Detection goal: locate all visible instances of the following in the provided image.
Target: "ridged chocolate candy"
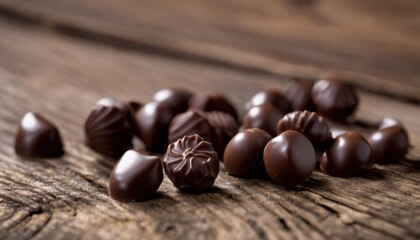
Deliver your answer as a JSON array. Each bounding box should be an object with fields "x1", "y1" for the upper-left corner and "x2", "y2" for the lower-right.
[
  {"x1": 153, "y1": 88, "x2": 193, "y2": 114},
  {"x1": 168, "y1": 110, "x2": 214, "y2": 145},
  {"x1": 245, "y1": 89, "x2": 291, "y2": 113},
  {"x1": 85, "y1": 105, "x2": 133, "y2": 157},
  {"x1": 163, "y1": 134, "x2": 219, "y2": 191},
  {"x1": 189, "y1": 93, "x2": 238, "y2": 120},
  {"x1": 242, "y1": 104, "x2": 284, "y2": 136},
  {"x1": 285, "y1": 80, "x2": 315, "y2": 111},
  {"x1": 205, "y1": 111, "x2": 239, "y2": 158},
  {"x1": 15, "y1": 112, "x2": 64, "y2": 158},
  {"x1": 96, "y1": 98, "x2": 131, "y2": 121}
]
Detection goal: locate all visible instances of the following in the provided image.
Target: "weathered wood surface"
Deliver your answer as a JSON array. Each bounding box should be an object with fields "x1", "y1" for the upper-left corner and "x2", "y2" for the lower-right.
[{"x1": 0, "y1": 2, "x2": 419, "y2": 240}]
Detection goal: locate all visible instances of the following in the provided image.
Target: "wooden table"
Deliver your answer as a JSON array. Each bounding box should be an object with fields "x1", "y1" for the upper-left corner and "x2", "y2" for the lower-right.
[{"x1": 0, "y1": 1, "x2": 419, "y2": 239}]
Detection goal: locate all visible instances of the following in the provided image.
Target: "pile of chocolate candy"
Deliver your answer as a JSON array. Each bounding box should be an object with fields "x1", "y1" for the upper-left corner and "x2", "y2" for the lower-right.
[{"x1": 14, "y1": 79, "x2": 410, "y2": 202}]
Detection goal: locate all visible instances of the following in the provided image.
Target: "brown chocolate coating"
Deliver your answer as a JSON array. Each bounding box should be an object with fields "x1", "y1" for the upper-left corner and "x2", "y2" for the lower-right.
[
  {"x1": 168, "y1": 110, "x2": 214, "y2": 145},
  {"x1": 14, "y1": 112, "x2": 64, "y2": 158},
  {"x1": 311, "y1": 79, "x2": 359, "y2": 121},
  {"x1": 224, "y1": 128, "x2": 272, "y2": 177},
  {"x1": 321, "y1": 131, "x2": 374, "y2": 177},
  {"x1": 134, "y1": 101, "x2": 175, "y2": 152},
  {"x1": 367, "y1": 125, "x2": 409, "y2": 164},
  {"x1": 85, "y1": 105, "x2": 133, "y2": 157},
  {"x1": 242, "y1": 104, "x2": 284, "y2": 136},
  {"x1": 127, "y1": 101, "x2": 143, "y2": 114},
  {"x1": 264, "y1": 130, "x2": 316, "y2": 186},
  {"x1": 109, "y1": 150, "x2": 163, "y2": 201},
  {"x1": 245, "y1": 89, "x2": 291, "y2": 113},
  {"x1": 189, "y1": 93, "x2": 238, "y2": 120},
  {"x1": 163, "y1": 134, "x2": 219, "y2": 191},
  {"x1": 277, "y1": 110, "x2": 332, "y2": 153},
  {"x1": 285, "y1": 80, "x2": 316, "y2": 111},
  {"x1": 205, "y1": 111, "x2": 239, "y2": 159},
  {"x1": 153, "y1": 88, "x2": 193, "y2": 114},
  {"x1": 96, "y1": 98, "x2": 131, "y2": 121}
]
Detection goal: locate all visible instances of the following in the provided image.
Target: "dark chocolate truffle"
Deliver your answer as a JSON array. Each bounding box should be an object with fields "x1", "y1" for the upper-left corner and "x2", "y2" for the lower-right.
[
  {"x1": 189, "y1": 93, "x2": 238, "y2": 120},
  {"x1": 320, "y1": 131, "x2": 373, "y2": 177},
  {"x1": 367, "y1": 125, "x2": 409, "y2": 164},
  {"x1": 224, "y1": 128, "x2": 272, "y2": 177},
  {"x1": 109, "y1": 150, "x2": 163, "y2": 201},
  {"x1": 311, "y1": 79, "x2": 358, "y2": 121},
  {"x1": 134, "y1": 101, "x2": 175, "y2": 152},
  {"x1": 163, "y1": 134, "x2": 219, "y2": 191},
  {"x1": 277, "y1": 110, "x2": 332, "y2": 153},
  {"x1": 245, "y1": 89, "x2": 291, "y2": 113},
  {"x1": 205, "y1": 111, "x2": 239, "y2": 158},
  {"x1": 14, "y1": 112, "x2": 64, "y2": 158},
  {"x1": 264, "y1": 130, "x2": 316, "y2": 186},
  {"x1": 285, "y1": 80, "x2": 315, "y2": 111},
  {"x1": 85, "y1": 105, "x2": 133, "y2": 157},
  {"x1": 242, "y1": 104, "x2": 284, "y2": 136},
  {"x1": 168, "y1": 110, "x2": 214, "y2": 145},
  {"x1": 153, "y1": 88, "x2": 193, "y2": 114},
  {"x1": 96, "y1": 98, "x2": 131, "y2": 120}
]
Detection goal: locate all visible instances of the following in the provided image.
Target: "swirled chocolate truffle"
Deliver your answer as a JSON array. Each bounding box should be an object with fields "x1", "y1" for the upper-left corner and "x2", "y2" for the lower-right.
[
  {"x1": 153, "y1": 88, "x2": 193, "y2": 114},
  {"x1": 321, "y1": 131, "x2": 373, "y2": 177},
  {"x1": 311, "y1": 79, "x2": 358, "y2": 121},
  {"x1": 277, "y1": 110, "x2": 332, "y2": 153},
  {"x1": 163, "y1": 134, "x2": 219, "y2": 191},
  {"x1": 245, "y1": 89, "x2": 291, "y2": 113},
  {"x1": 15, "y1": 112, "x2": 64, "y2": 158},
  {"x1": 168, "y1": 110, "x2": 214, "y2": 145},
  {"x1": 189, "y1": 93, "x2": 238, "y2": 120},
  {"x1": 285, "y1": 80, "x2": 315, "y2": 111},
  {"x1": 96, "y1": 98, "x2": 138, "y2": 128},
  {"x1": 242, "y1": 104, "x2": 284, "y2": 136},
  {"x1": 109, "y1": 150, "x2": 163, "y2": 201},
  {"x1": 367, "y1": 125, "x2": 409, "y2": 164},
  {"x1": 134, "y1": 101, "x2": 175, "y2": 152},
  {"x1": 85, "y1": 105, "x2": 133, "y2": 157},
  {"x1": 205, "y1": 111, "x2": 238, "y2": 158}
]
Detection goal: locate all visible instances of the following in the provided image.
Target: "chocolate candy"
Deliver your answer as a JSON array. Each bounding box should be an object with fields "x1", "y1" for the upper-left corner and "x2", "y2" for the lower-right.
[
  {"x1": 379, "y1": 117, "x2": 401, "y2": 129},
  {"x1": 109, "y1": 150, "x2": 163, "y2": 201},
  {"x1": 242, "y1": 104, "x2": 284, "y2": 136},
  {"x1": 367, "y1": 125, "x2": 409, "y2": 164},
  {"x1": 153, "y1": 88, "x2": 193, "y2": 114},
  {"x1": 85, "y1": 105, "x2": 133, "y2": 157},
  {"x1": 189, "y1": 93, "x2": 238, "y2": 120},
  {"x1": 163, "y1": 134, "x2": 219, "y2": 191},
  {"x1": 168, "y1": 110, "x2": 214, "y2": 145},
  {"x1": 245, "y1": 89, "x2": 291, "y2": 113},
  {"x1": 285, "y1": 80, "x2": 315, "y2": 111},
  {"x1": 311, "y1": 79, "x2": 358, "y2": 121},
  {"x1": 321, "y1": 131, "x2": 374, "y2": 177},
  {"x1": 277, "y1": 110, "x2": 332, "y2": 153},
  {"x1": 96, "y1": 98, "x2": 131, "y2": 120},
  {"x1": 15, "y1": 112, "x2": 64, "y2": 158},
  {"x1": 224, "y1": 128, "x2": 272, "y2": 177},
  {"x1": 264, "y1": 130, "x2": 316, "y2": 186},
  {"x1": 127, "y1": 101, "x2": 143, "y2": 114},
  {"x1": 205, "y1": 111, "x2": 238, "y2": 158},
  {"x1": 134, "y1": 101, "x2": 175, "y2": 152}
]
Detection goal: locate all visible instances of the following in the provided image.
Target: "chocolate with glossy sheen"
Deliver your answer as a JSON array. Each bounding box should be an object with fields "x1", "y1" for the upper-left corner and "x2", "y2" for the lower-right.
[
  {"x1": 153, "y1": 88, "x2": 193, "y2": 114},
  {"x1": 168, "y1": 110, "x2": 214, "y2": 145},
  {"x1": 379, "y1": 117, "x2": 401, "y2": 129},
  {"x1": 245, "y1": 89, "x2": 291, "y2": 113},
  {"x1": 96, "y1": 98, "x2": 131, "y2": 120},
  {"x1": 163, "y1": 134, "x2": 219, "y2": 191},
  {"x1": 367, "y1": 125, "x2": 409, "y2": 164},
  {"x1": 109, "y1": 150, "x2": 163, "y2": 201},
  {"x1": 189, "y1": 93, "x2": 238, "y2": 120},
  {"x1": 242, "y1": 104, "x2": 284, "y2": 136},
  {"x1": 15, "y1": 112, "x2": 64, "y2": 158},
  {"x1": 277, "y1": 110, "x2": 332, "y2": 152},
  {"x1": 205, "y1": 111, "x2": 239, "y2": 158},
  {"x1": 224, "y1": 128, "x2": 272, "y2": 177},
  {"x1": 135, "y1": 101, "x2": 175, "y2": 152},
  {"x1": 264, "y1": 130, "x2": 316, "y2": 186},
  {"x1": 285, "y1": 80, "x2": 316, "y2": 111},
  {"x1": 321, "y1": 131, "x2": 374, "y2": 177},
  {"x1": 85, "y1": 105, "x2": 133, "y2": 157},
  {"x1": 311, "y1": 79, "x2": 358, "y2": 121}
]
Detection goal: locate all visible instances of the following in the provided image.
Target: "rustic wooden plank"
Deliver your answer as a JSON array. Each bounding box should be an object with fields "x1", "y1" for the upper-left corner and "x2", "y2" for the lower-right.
[
  {"x1": 0, "y1": 0, "x2": 419, "y2": 104},
  {"x1": 0, "y1": 18, "x2": 419, "y2": 240}
]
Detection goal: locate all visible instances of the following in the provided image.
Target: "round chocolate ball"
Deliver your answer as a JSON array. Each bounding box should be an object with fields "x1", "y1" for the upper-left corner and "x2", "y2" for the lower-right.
[
  {"x1": 242, "y1": 104, "x2": 284, "y2": 136},
  {"x1": 311, "y1": 79, "x2": 358, "y2": 121},
  {"x1": 153, "y1": 88, "x2": 193, "y2": 114},
  {"x1": 264, "y1": 130, "x2": 316, "y2": 186},
  {"x1": 224, "y1": 128, "x2": 272, "y2": 177},
  {"x1": 245, "y1": 89, "x2": 291, "y2": 113},
  {"x1": 320, "y1": 131, "x2": 374, "y2": 177},
  {"x1": 367, "y1": 125, "x2": 409, "y2": 164},
  {"x1": 189, "y1": 93, "x2": 238, "y2": 120},
  {"x1": 285, "y1": 80, "x2": 315, "y2": 111}
]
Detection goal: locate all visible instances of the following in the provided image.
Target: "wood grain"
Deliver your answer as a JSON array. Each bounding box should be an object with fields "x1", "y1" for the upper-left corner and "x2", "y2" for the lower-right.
[{"x1": 0, "y1": 17, "x2": 419, "y2": 239}]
